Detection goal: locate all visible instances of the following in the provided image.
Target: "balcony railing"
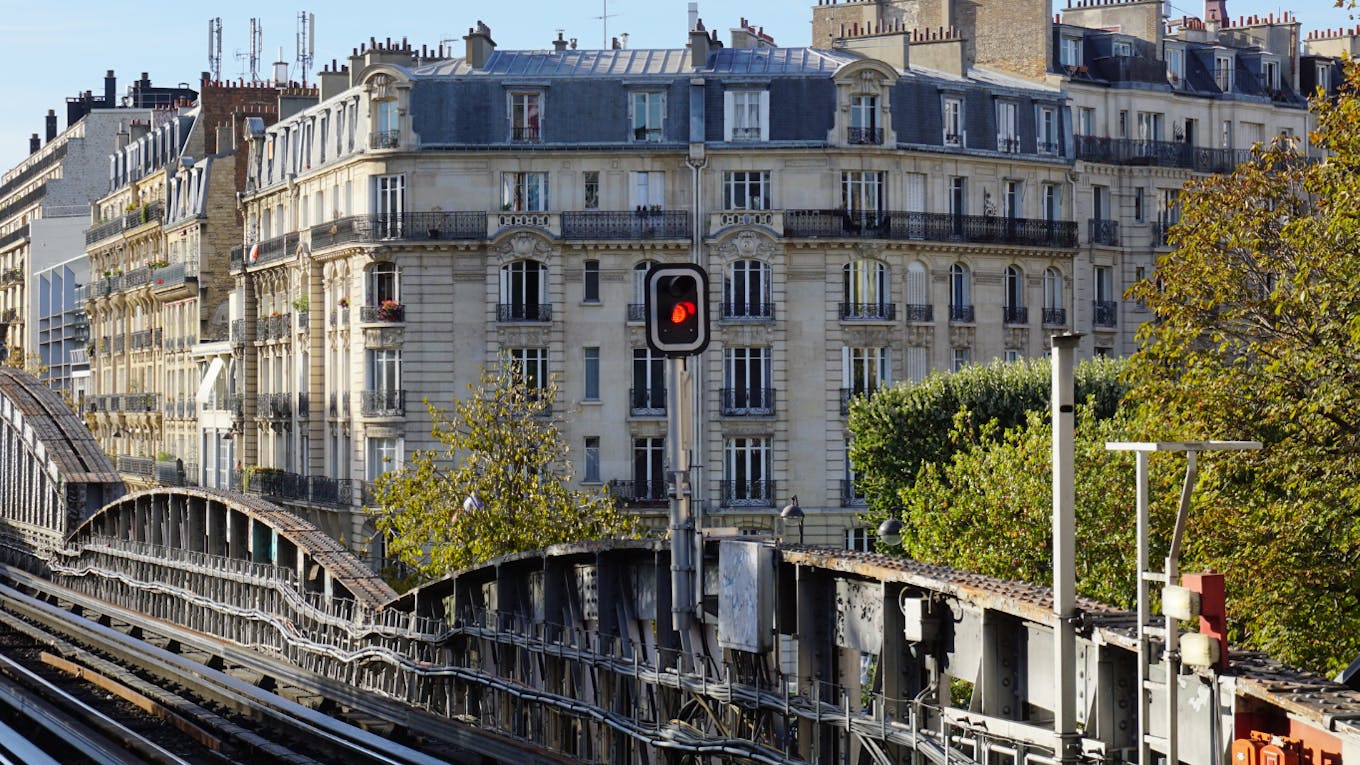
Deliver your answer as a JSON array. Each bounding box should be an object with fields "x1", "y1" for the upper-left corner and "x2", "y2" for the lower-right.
[
  {"x1": 256, "y1": 392, "x2": 292, "y2": 419},
  {"x1": 242, "y1": 231, "x2": 299, "y2": 268},
  {"x1": 369, "y1": 130, "x2": 400, "y2": 149},
  {"x1": 840, "y1": 479, "x2": 868, "y2": 507},
  {"x1": 511, "y1": 125, "x2": 541, "y2": 142},
  {"x1": 1088, "y1": 218, "x2": 1120, "y2": 246},
  {"x1": 903, "y1": 304, "x2": 933, "y2": 323},
  {"x1": 720, "y1": 480, "x2": 775, "y2": 507},
  {"x1": 1074, "y1": 136, "x2": 1255, "y2": 174},
  {"x1": 839, "y1": 302, "x2": 896, "y2": 321},
  {"x1": 1093, "y1": 300, "x2": 1118, "y2": 328},
  {"x1": 328, "y1": 391, "x2": 351, "y2": 419},
  {"x1": 359, "y1": 303, "x2": 405, "y2": 323},
  {"x1": 1003, "y1": 305, "x2": 1029, "y2": 325},
  {"x1": 608, "y1": 479, "x2": 669, "y2": 507},
  {"x1": 629, "y1": 387, "x2": 666, "y2": 416},
  {"x1": 949, "y1": 304, "x2": 975, "y2": 323},
  {"x1": 309, "y1": 212, "x2": 486, "y2": 249},
  {"x1": 230, "y1": 469, "x2": 370, "y2": 508},
  {"x1": 721, "y1": 302, "x2": 774, "y2": 320},
  {"x1": 1152, "y1": 221, "x2": 1175, "y2": 247},
  {"x1": 840, "y1": 387, "x2": 874, "y2": 416},
  {"x1": 784, "y1": 209, "x2": 1077, "y2": 248},
  {"x1": 497, "y1": 303, "x2": 551, "y2": 322},
  {"x1": 561, "y1": 210, "x2": 690, "y2": 240},
  {"x1": 719, "y1": 388, "x2": 775, "y2": 416},
  {"x1": 84, "y1": 201, "x2": 163, "y2": 246},
  {"x1": 117, "y1": 455, "x2": 155, "y2": 477},
  {"x1": 361, "y1": 389, "x2": 405, "y2": 416},
  {"x1": 730, "y1": 126, "x2": 762, "y2": 141},
  {"x1": 1043, "y1": 307, "x2": 1068, "y2": 326},
  {"x1": 848, "y1": 126, "x2": 884, "y2": 145}
]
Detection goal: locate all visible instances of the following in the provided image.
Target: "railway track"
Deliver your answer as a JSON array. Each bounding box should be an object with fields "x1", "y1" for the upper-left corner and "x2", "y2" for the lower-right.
[{"x1": 0, "y1": 571, "x2": 481, "y2": 764}]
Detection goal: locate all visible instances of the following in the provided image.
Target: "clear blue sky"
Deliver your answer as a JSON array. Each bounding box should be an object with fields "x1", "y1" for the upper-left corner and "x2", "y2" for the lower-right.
[{"x1": 0, "y1": 0, "x2": 1352, "y2": 174}]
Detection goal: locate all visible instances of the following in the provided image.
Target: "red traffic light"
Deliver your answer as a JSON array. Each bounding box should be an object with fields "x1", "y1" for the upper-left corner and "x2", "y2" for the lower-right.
[
  {"x1": 670, "y1": 301, "x2": 696, "y2": 325},
  {"x1": 645, "y1": 264, "x2": 710, "y2": 356}
]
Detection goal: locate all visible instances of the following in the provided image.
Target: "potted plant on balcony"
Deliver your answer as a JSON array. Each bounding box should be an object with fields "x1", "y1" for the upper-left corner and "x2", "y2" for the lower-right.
[
  {"x1": 376, "y1": 299, "x2": 402, "y2": 321},
  {"x1": 292, "y1": 295, "x2": 309, "y2": 312}
]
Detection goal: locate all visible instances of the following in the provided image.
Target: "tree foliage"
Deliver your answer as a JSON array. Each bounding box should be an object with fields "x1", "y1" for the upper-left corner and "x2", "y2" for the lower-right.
[
  {"x1": 369, "y1": 363, "x2": 638, "y2": 580},
  {"x1": 848, "y1": 356, "x2": 1127, "y2": 516}
]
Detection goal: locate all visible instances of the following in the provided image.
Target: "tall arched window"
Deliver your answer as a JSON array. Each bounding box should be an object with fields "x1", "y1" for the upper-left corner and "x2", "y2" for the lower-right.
[
  {"x1": 499, "y1": 260, "x2": 549, "y2": 321},
  {"x1": 905, "y1": 261, "x2": 930, "y2": 321},
  {"x1": 1004, "y1": 265, "x2": 1027, "y2": 324},
  {"x1": 724, "y1": 260, "x2": 772, "y2": 319},
  {"x1": 1043, "y1": 267, "x2": 1065, "y2": 325},
  {"x1": 842, "y1": 260, "x2": 892, "y2": 320},
  {"x1": 949, "y1": 263, "x2": 973, "y2": 322}
]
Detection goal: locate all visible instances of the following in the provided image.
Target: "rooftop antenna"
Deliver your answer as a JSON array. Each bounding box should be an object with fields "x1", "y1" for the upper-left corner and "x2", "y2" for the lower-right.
[
  {"x1": 594, "y1": 0, "x2": 617, "y2": 48},
  {"x1": 248, "y1": 17, "x2": 262, "y2": 83},
  {"x1": 208, "y1": 17, "x2": 223, "y2": 81},
  {"x1": 296, "y1": 11, "x2": 316, "y2": 86}
]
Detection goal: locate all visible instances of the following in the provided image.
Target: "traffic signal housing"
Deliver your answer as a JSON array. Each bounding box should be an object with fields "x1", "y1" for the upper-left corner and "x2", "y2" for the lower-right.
[{"x1": 645, "y1": 264, "x2": 709, "y2": 356}]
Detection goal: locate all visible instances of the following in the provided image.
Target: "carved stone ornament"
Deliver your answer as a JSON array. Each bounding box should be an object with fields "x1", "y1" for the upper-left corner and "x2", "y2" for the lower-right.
[
  {"x1": 715, "y1": 230, "x2": 778, "y2": 261},
  {"x1": 949, "y1": 326, "x2": 975, "y2": 348},
  {"x1": 499, "y1": 232, "x2": 554, "y2": 262},
  {"x1": 1005, "y1": 327, "x2": 1028, "y2": 350},
  {"x1": 906, "y1": 324, "x2": 933, "y2": 347}
]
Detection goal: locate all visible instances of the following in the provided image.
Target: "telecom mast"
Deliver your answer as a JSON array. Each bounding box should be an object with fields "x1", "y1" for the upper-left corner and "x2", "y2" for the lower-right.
[
  {"x1": 296, "y1": 11, "x2": 316, "y2": 86},
  {"x1": 208, "y1": 18, "x2": 223, "y2": 81},
  {"x1": 248, "y1": 18, "x2": 262, "y2": 83}
]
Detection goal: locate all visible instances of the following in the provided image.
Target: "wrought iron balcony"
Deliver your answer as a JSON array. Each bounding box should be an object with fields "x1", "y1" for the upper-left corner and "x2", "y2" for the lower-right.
[
  {"x1": 309, "y1": 212, "x2": 486, "y2": 249},
  {"x1": 629, "y1": 387, "x2": 666, "y2": 416},
  {"x1": 1074, "y1": 136, "x2": 1255, "y2": 174},
  {"x1": 1093, "y1": 301, "x2": 1118, "y2": 328},
  {"x1": 784, "y1": 209, "x2": 1078, "y2": 248},
  {"x1": 949, "y1": 304, "x2": 975, "y2": 323},
  {"x1": 256, "y1": 392, "x2": 292, "y2": 419},
  {"x1": 359, "y1": 303, "x2": 405, "y2": 323},
  {"x1": 361, "y1": 389, "x2": 406, "y2": 416},
  {"x1": 511, "y1": 125, "x2": 541, "y2": 142},
  {"x1": 1088, "y1": 219, "x2": 1120, "y2": 246},
  {"x1": 633, "y1": 126, "x2": 663, "y2": 142},
  {"x1": 229, "y1": 469, "x2": 369, "y2": 508},
  {"x1": 839, "y1": 302, "x2": 896, "y2": 321},
  {"x1": 730, "y1": 126, "x2": 762, "y2": 141},
  {"x1": 1004, "y1": 306, "x2": 1029, "y2": 325},
  {"x1": 903, "y1": 304, "x2": 933, "y2": 323},
  {"x1": 720, "y1": 480, "x2": 775, "y2": 507},
  {"x1": 497, "y1": 303, "x2": 551, "y2": 322},
  {"x1": 721, "y1": 302, "x2": 774, "y2": 320},
  {"x1": 848, "y1": 127, "x2": 884, "y2": 145},
  {"x1": 840, "y1": 479, "x2": 868, "y2": 507},
  {"x1": 242, "y1": 231, "x2": 299, "y2": 268},
  {"x1": 1043, "y1": 307, "x2": 1068, "y2": 326},
  {"x1": 369, "y1": 130, "x2": 400, "y2": 149},
  {"x1": 608, "y1": 479, "x2": 669, "y2": 507},
  {"x1": 561, "y1": 210, "x2": 690, "y2": 240},
  {"x1": 719, "y1": 388, "x2": 775, "y2": 416}
]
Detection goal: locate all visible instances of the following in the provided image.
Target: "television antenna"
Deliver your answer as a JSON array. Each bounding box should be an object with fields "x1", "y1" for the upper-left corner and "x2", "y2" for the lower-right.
[{"x1": 594, "y1": 0, "x2": 618, "y2": 48}]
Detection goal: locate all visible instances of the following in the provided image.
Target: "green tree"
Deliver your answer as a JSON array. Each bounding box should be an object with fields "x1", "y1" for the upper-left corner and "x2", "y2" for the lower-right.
[
  {"x1": 848, "y1": 356, "x2": 1127, "y2": 516},
  {"x1": 369, "y1": 362, "x2": 638, "y2": 579}
]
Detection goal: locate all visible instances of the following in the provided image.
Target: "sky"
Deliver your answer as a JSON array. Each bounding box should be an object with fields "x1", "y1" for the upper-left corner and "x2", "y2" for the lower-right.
[{"x1": 0, "y1": 0, "x2": 1353, "y2": 173}]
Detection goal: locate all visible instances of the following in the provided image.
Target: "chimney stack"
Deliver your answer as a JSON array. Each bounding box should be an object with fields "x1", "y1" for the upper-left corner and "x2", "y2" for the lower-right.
[
  {"x1": 1205, "y1": 0, "x2": 1228, "y2": 23},
  {"x1": 553, "y1": 31, "x2": 569, "y2": 52},
  {"x1": 464, "y1": 21, "x2": 496, "y2": 69},
  {"x1": 29, "y1": 134, "x2": 40, "y2": 155},
  {"x1": 690, "y1": 19, "x2": 710, "y2": 68},
  {"x1": 104, "y1": 70, "x2": 116, "y2": 107},
  {"x1": 45, "y1": 110, "x2": 58, "y2": 142}
]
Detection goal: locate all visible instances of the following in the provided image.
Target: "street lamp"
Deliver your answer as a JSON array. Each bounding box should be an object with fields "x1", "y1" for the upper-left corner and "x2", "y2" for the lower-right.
[
  {"x1": 877, "y1": 516, "x2": 904, "y2": 547},
  {"x1": 780, "y1": 495, "x2": 804, "y2": 545}
]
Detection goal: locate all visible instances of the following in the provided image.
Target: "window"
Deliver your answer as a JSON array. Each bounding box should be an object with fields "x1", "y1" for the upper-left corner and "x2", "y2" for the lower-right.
[
  {"x1": 633, "y1": 437, "x2": 666, "y2": 500},
  {"x1": 1167, "y1": 47, "x2": 1185, "y2": 85},
  {"x1": 631, "y1": 91, "x2": 664, "y2": 142},
  {"x1": 724, "y1": 259, "x2": 771, "y2": 318},
  {"x1": 584, "y1": 437, "x2": 601, "y2": 483},
  {"x1": 949, "y1": 177, "x2": 967, "y2": 217},
  {"x1": 583, "y1": 260, "x2": 600, "y2": 303},
  {"x1": 1317, "y1": 63, "x2": 1332, "y2": 93},
  {"x1": 996, "y1": 100, "x2": 1019, "y2": 153},
  {"x1": 905, "y1": 261, "x2": 928, "y2": 314},
  {"x1": 1092, "y1": 186, "x2": 1108, "y2": 222},
  {"x1": 632, "y1": 348, "x2": 666, "y2": 414},
  {"x1": 1061, "y1": 36, "x2": 1082, "y2": 67},
  {"x1": 1162, "y1": 189, "x2": 1181, "y2": 227},
  {"x1": 1043, "y1": 184, "x2": 1062, "y2": 222},
  {"x1": 723, "y1": 171, "x2": 770, "y2": 210},
  {"x1": 1113, "y1": 40, "x2": 1133, "y2": 57},
  {"x1": 630, "y1": 171, "x2": 664, "y2": 210},
  {"x1": 843, "y1": 259, "x2": 890, "y2": 319},
  {"x1": 510, "y1": 91, "x2": 541, "y2": 141},
  {"x1": 374, "y1": 174, "x2": 405, "y2": 238},
  {"x1": 843, "y1": 346, "x2": 889, "y2": 398},
  {"x1": 1004, "y1": 180, "x2": 1023, "y2": 219},
  {"x1": 583, "y1": 347, "x2": 600, "y2": 401},
  {"x1": 1118, "y1": 110, "x2": 1129, "y2": 139},
  {"x1": 1076, "y1": 107, "x2": 1094, "y2": 137},
  {"x1": 722, "y1": 347, "x2": 772, "y2": 415},
  {"x1": 1215, "y1": 56, "x2": 1233, "y2": 92},
  {"x1": 1221, "y1": 120, "x2": 1232, "y2": 149},
  {"x1": 499, "y1": 260, "x2": 549, "y2": 321},
  {"x1": 583, "y1": 171, "x2": 600, "y2": 209},
  {"x1": 366, "y1": 262, "x2": 399, "y2": 310},
  {"x1": 1244, "y1": 121, "x2": 1264, "y2": 148},
  {"x1": 1005, "y1": 265, "x2": 1026, "y2": 324},
  {"x1": 1093, "y1": 266, "x2": 1116, "y2": 328},
  {"x1": 368, "y1": 348, "x2": 401, "y2": 396},
  {"x1": 943, "y1": 96, "x2": 964, "y2": 146},
  {"x1": 367, "y1": 437, "x2": 400, "y2": 480},
  {"x1": 1262, "y1": 60, "x2": 1280, "y2": 92},
  {"x1": 846, "y1": 527, "x2": 875, "y2": 551},
  {"x1": 503, "y1": 172, "x2": 548, "y2": 212},
  {"x1": 906, "y1": 347, "x2": 928, "y2": 383},
  {"x1": 1043, "y1": 267, "x2": 1065, "y2": 324},
  {"x1": 949, "y1": 263, "x2": 972, "y2": 322},
  {"x1": 1136, "y1": 112, "x2": 1164, "y2": 142},
  {"x1": 842, "y1": 171, "x2": 886, "y2": 228},
  {"x1": 1134, "y1": 187, "x2": 1146, "y2": 223},
  {"x1": 951, "y1": 347, "x2": 971, "y2": 372},
  {"x1": 374, "y1": 99, "x2": 398, "y2": 147},
  {"x1": 509, "y1": 348, "x2": 548, "y2": 390},
  {"x1": 630, "y1": 261, "x2": 654, "y2": 318},
  {"x1": 723, "y1": 437, "x2": 772, "y2": 505},
  {"x1": 849, "y1": 95, "x2": 881, "y2": 144},
  {"x1": 1038, "y1": 107, "x2": 1059, "y2": 154},
  {"x1": 726, "y1": 90, "x2": 768, "y2": 141}
]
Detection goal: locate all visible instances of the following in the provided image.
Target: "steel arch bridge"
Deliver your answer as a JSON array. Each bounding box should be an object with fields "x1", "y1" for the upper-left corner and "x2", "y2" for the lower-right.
[{"x1": 4, "y1": 367, "x2": 1360, "y2": 765}]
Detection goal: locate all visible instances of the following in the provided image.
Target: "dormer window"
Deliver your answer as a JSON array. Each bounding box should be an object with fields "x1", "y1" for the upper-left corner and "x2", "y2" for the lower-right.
[
  {"x1": 1262, "y1": 60, "x2": 1280, "y2": 92},
  {"x1": 943, "y1": 96, "x2": 964, "y2": 146},
  {"x1": 1113, "y1": 40, "x2": 1133, "y2": 57},
  {"x1": 631, "y1": 91, "x2": 665, "y2": 142},
  {"x1": 1061, "y1": 36, "x2": 1082, "y2": 68},
  {"x1": 725, "y1": 90, "x2": 769, "y2": 142},
  {"x1": 510, "y1": 91, "x2": 542, "y2": 143},
  {"x1": 1316, "y1": 62, "x2": 1331, "y2": 93},
  {"x1": 848, "y1": 95, "x2": 882, "y2": 145},
  {"x1": 1215, "y1": 55, "x2": 1233, "y2": 92},
  {"x1": 996, "y1": 100, "x2": 1020, "y2": 154},
  {"x1": 1166, "y1": 47, "x2": 1185, "y2": 86}
]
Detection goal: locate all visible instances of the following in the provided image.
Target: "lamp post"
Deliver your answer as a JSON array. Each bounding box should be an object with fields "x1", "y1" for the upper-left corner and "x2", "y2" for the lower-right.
[
  {"x1": 877, "y1": 516, "x2": 903, "y2": 547},
  {"x1": 780, "y1": 496, "x2": 804, "y2": 545}
]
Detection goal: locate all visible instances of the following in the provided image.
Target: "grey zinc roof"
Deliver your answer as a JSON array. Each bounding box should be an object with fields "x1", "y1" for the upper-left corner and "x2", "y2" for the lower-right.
[{"x1": 408, "y1": 46, "x2": 857, "y2": 79}]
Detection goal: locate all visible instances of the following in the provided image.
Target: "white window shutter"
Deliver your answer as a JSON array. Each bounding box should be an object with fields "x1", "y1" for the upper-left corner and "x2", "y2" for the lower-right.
[
  {"x1": 759, "y1": 90, "x2": 770, "y2": 141},
  {"x1": 723, "y1": 91, "x2": 735, "y2": 142},
  {"x1": 841, "y1": 347, "x2": 852, "y2": 387}
]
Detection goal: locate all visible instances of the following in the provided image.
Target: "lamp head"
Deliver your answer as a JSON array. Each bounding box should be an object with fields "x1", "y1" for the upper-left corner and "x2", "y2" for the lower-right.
[{"x1": 877, "y1": 517, "x2": 904, "y2": 547}]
